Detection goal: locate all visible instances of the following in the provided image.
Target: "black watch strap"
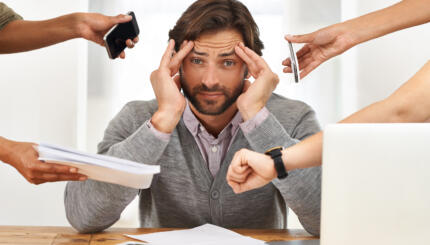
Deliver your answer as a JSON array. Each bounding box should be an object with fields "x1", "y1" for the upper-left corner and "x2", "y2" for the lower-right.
[{"x1": 265, "y1": 146, "x2": 288, "y2": 179}]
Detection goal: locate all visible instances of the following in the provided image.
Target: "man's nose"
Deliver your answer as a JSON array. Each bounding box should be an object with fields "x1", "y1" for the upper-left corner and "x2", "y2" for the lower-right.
[{"x1": 201, "y1": 64, "x2": 220, "y2": 88}]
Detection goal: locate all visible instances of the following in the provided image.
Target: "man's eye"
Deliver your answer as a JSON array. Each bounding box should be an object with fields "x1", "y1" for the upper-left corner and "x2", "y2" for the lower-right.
[
  {"x1": 224, "y1": 60, "x2": 235, "y2": 67},
  {"x1": 191, "y1": 58, "x2": 203, "y2": 64}
]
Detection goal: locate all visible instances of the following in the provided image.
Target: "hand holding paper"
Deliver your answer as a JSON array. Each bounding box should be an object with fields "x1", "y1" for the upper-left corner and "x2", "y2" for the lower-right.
[{"x1": 37, "y1": 143, "x2": 160, "y2": 188}]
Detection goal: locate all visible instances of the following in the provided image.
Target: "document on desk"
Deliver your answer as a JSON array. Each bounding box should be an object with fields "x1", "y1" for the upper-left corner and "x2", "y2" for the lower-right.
[
  {"x1": 37, "y1": 143, "x2": 160, "y2": 189},
  {"x1": 125, "y1": 224, "x2": 265, "y2": 245}
]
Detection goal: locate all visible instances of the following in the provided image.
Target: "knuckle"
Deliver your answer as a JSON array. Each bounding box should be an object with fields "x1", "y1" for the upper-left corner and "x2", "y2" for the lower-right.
[
  {"x1": 27, "y1": 171, "x2": 36, "y2": 180},
  {"x1": 28, "y1": 176, "x2": 37, "y2": 184}
]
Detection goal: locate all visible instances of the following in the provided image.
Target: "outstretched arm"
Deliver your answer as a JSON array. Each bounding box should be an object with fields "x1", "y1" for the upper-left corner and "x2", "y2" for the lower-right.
[
  {"x1": 228, "y1": 60, "x2": 430, "y2": 193},
  {"x1": 283, "y1": 0, "x2": 430, "y2": 78},
  {"x1": 0, "y1": 12, "x2": 138, "y2": 58}
]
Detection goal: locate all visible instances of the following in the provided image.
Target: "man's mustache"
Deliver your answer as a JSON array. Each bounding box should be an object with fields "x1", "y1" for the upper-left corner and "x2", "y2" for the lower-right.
[{"x1": 193, "y1": 84, "x2": 228, "y2": 94}]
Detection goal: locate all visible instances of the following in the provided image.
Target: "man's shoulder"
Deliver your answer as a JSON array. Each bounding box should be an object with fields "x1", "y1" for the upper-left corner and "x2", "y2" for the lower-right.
[
  {"x1": 123, "y1": 99, "x2": 158, "y2": 110},
  {"x1": 267, "y1": 93, "x2": 313, "y2": 115},
  {"x1": 119, "y1": 99, "x2": 158, "y2": 121},
  {"x1": 266, "y1": 93, "x2": 320, "y2": 133}
]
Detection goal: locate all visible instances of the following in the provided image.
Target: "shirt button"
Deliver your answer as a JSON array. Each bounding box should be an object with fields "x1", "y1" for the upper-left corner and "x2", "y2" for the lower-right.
[
  {"x1": 211, "y1": 190, "x2": 220, "y2": 200},
  {"x1": 211, "y1": 146, "x2": 218, "y2": 153}
]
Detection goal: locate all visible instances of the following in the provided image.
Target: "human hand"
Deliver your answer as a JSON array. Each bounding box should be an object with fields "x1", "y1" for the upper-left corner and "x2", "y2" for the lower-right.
[
  {"x1": 227, "y1": 148, "x2": 277, "y2": 194},
  {"x1": 75, "y1": 13, "x2": 139, "y2": 59},
  {"x1": 150, "y1": 39, "x2": 194, "y2": 133},
  {"x1": 283, "y1": 23, "x2": 357, "y2": 78},
  {"x1": 235, "y1": 42, "x2": 279, "y2": 121},
  {"x1": 4, "y1": 141, "x2": 87, "y2": 185}
]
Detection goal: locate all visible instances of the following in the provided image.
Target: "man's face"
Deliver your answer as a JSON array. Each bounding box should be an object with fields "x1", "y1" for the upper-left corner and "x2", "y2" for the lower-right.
[{"x1": 181, "y1": 29, "x2": 247, "y2": 115}]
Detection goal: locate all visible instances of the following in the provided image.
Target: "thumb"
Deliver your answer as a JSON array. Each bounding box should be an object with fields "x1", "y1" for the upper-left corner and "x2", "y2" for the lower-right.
[
  {"x1": 285, "y1": 33, "x2": 314, "y2": 44},
  {"x1": 111, "y1": 14, "x2": 132, "y2": 24},
  {"x1": 173, "y1": 75, "x2": 182, "y2": 91}
]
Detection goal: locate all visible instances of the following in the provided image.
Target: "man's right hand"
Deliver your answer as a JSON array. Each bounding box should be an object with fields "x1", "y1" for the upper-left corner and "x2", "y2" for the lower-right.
[
  {"x1": 0, "y1": 138, "x2": 86, "y2": 185},
  {"x1": 150, "y1": 39, "x2": 194, "y2": 133}
]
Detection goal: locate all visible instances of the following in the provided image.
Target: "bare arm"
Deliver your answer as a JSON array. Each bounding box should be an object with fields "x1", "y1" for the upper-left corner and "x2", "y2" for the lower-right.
[
  {"x1": 284, "y1": 60, "x2": 430, "y2": 169},
  {"x1": 0, "y1": 14, "x2": 78, "y2": 54},
  {"x1": 0, "y1": 12, "x2": 138, "y2": 58},
  {"x1": 284, "y1": 0, "x2": 430, "y2": 78},
  {"x1": 345, "y1": 0, "x2": 430, "y2": 46},
  {"x1": 228, "y1": 60, "x2": 430, "y2": 193},
  {"x1": 0, "y1": 136, "x2": 86, "y2": 184}
]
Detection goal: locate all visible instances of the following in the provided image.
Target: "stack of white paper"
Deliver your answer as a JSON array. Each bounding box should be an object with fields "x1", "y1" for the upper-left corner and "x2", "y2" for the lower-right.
[
  {"x1": 125, "y1": 224, "x2": 265, "y2": 245},
  {"x1": 37, "y1": 143, "x2": 160, "y2": 189}
]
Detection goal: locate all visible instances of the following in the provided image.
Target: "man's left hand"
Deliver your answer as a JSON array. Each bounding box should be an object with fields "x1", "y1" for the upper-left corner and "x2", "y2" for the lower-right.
[{"x1": 234, "y1": 42, "x2": 279, "y2": 121}]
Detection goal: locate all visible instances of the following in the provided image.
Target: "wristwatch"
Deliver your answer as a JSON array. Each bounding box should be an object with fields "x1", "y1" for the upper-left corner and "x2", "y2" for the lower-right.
[{"x1": 265, "y1": 146, "x2": 288, "y2": 179}]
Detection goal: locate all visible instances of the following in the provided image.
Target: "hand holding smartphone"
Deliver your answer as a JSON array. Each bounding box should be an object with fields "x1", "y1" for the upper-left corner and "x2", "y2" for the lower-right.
[{"x1": 104, "y1": 11, "x2": 140, "y2": 59}]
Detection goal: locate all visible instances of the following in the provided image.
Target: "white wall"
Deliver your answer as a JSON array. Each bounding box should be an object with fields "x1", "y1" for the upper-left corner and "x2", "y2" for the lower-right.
[{"x1": 0, "y1": 0, "x2": 88, "y2": 226}]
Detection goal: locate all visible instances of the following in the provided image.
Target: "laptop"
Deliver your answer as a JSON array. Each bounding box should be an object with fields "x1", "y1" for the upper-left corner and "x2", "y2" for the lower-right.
[{"x1": 320, "y1": 124, "x2": 430, "y2": 245}]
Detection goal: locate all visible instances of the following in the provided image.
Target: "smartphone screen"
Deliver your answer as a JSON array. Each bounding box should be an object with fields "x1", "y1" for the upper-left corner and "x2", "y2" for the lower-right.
[{"x1": 104, "y1": 11, "x2": 140, "y2": 59}]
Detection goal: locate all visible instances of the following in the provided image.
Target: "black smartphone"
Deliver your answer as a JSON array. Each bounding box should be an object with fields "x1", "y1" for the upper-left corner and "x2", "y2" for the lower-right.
[{"x1": 103, "y1": 11, "x2": 140, "y2": 59}]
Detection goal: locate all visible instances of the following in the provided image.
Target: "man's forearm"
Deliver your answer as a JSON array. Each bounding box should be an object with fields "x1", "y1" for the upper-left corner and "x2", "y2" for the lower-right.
[
  {"x1": 0, "y1": 13, "x2": 80, "y2": 54},
  {"x1": 343, "y1": 0, "x2": 430, "y2": 47},
  {"x1": 65, "y1": 180, "x2": 138, "y2": 233}
]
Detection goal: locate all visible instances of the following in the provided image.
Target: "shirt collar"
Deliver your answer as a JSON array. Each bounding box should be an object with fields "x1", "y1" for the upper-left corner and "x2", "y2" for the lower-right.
[{"x1": 183, "y1": 101, "x2": 243, "y2": 138}]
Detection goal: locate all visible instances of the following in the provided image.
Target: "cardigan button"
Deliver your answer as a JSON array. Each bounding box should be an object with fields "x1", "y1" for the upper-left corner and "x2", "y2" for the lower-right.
[{"x1": 211, "y1": 190, "x2": 220, "y2": 200}]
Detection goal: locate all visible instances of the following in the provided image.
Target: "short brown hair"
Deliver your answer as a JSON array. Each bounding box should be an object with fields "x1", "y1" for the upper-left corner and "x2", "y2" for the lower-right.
[{"x1": 169, "y1": 0, "x2": 264, "y2": 56}]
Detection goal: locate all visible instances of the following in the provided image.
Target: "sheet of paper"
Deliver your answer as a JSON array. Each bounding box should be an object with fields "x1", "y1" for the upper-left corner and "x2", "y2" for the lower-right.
[
  {"x1": 36, "y1": 143, "x2": 160, "y2": 189},
  {"x1": 38, "y1": 143, "x2": 159, "y2": 174},
  {"x1": 125, "y1": 224, "x2": 265, "y2": 245}
]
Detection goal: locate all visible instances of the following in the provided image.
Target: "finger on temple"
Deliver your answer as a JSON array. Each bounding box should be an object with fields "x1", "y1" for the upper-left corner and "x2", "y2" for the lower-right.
[
  {"x1": 160, "y1": 39, "x2": 175, "y2": 67},
  {"x1": 235, "y1": 45, "x2": 258, "y2": 77},
  {"x1": 240, "y1": 43, "x2": 268, "y2": 68},
  {"x1": 169, "y1": 41, "x2": 194, "y2": 74}
]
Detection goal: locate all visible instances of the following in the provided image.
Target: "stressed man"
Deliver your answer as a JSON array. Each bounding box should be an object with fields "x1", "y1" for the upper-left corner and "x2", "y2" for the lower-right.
[{"x1": 65, "y1": 0, "x2": 321, "y2": 235}]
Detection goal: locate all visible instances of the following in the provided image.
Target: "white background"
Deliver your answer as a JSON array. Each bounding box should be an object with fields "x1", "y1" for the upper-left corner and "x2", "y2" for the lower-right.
[{"x1": 0, "y1": 0, "x2": 429, "y2": 230}]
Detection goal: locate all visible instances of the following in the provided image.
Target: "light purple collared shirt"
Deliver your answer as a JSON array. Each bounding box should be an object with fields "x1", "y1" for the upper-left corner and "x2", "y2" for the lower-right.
[{"x1": 148, "y1": 102, "x2": 269, "y2": 177}]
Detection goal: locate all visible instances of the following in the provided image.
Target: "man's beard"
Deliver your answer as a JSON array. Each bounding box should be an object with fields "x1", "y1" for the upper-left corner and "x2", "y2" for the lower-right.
[{"x1": 180, "y1": 71, "x2": 245, "y2": 116}]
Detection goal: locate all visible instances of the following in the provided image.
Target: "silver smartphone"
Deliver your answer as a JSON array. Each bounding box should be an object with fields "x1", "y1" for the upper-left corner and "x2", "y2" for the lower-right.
[{"x1": 288, "y1": 41, "x2": 300, "y2": 83}]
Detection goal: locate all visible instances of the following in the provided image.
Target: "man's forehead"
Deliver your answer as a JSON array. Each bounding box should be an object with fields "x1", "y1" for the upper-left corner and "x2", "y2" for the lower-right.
[{"x1": 193, "y1": 29, "x2": 243, "y2": 55}]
